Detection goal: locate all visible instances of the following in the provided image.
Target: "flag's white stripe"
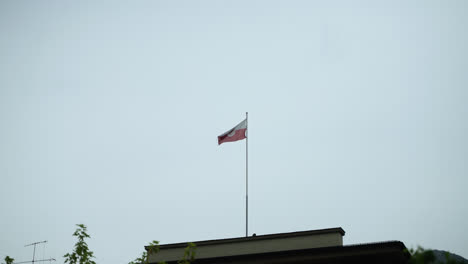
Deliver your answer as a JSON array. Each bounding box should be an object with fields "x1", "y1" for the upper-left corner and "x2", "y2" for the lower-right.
[{"x1": 218, "y1": 118, "x2": 247, "y2": 137}]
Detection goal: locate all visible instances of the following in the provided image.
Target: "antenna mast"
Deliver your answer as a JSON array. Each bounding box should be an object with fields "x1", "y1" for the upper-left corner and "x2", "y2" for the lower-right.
[{"x1": 15, "y1": 241, "x2": 56, "y2": 264}]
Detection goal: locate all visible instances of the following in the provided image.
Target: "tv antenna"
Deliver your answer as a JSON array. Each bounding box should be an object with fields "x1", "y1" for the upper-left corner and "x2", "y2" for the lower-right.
[{"x1": 14, "y1": 241, "x2": 56, "y2": 264}]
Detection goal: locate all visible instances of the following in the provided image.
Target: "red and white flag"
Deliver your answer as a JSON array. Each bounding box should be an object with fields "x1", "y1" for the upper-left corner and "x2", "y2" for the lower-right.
[{"x1": 218, "y1": 118, "x2": 247, "y2": 145}]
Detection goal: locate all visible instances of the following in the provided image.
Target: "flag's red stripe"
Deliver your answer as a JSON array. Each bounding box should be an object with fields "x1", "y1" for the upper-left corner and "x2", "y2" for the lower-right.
[{"x1": 218, "y1": 128, "x2": 247, "y2": 145}]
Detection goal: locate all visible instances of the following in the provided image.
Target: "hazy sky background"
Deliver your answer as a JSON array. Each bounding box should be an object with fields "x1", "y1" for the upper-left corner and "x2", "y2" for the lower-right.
[{"x1": 1, "y1": 1, "x2": 467, "y2": 264}]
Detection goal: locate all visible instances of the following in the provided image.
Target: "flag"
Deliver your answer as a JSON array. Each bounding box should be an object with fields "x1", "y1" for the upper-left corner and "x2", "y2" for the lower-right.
[{"x1": 218, "y1": 118, "x2": 247, "y2": 145}]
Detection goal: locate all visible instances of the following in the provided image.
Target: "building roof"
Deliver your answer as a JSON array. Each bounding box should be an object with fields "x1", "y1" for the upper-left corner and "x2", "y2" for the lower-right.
[
  {"x1": 147, "y1": 227, "x2": 345, "y2": 250},
  {"x1": 182, "y1": 241, "x2": 409, "y2": 264},
  {"x1": 146, "y1": 228, "x2": 409, "y2": 264}
]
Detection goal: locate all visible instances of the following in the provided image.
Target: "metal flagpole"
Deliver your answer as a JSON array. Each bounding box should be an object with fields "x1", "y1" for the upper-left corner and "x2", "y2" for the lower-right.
[{"x1": 245, "y1": 112, "x2": 248, "y2": 237}]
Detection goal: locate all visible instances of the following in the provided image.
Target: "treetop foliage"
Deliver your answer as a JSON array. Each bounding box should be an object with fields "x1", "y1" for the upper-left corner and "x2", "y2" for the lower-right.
[
  {"x1": 3, "y1": 256, "x2": 14, "y2": 264},
  {"x1": 409, "y1": 246, "x2": 467, "y2": 264},
  {"x1": 64, "y1": 224, "x2": 96, "y2": 264}
]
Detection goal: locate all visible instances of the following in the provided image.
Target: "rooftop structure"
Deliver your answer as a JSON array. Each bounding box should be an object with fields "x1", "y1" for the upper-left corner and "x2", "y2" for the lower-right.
[{"x1": 146, "y1": 227, "x2": 409, "y2": 264}]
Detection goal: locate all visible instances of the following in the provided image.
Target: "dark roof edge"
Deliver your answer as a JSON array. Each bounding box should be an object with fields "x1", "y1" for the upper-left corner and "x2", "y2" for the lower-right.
[
  {"x1": 145, "y1": 227, "x2": 345, "y2": 250},
  {"x1": 344, "y1": 240, "x2": 407, "y2": 249}
]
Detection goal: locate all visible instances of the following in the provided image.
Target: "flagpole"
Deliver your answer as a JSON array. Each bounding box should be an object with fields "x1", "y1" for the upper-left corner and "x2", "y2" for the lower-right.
[{"x1": 245, "y1": 111, "x2": 248, "y2": 237}]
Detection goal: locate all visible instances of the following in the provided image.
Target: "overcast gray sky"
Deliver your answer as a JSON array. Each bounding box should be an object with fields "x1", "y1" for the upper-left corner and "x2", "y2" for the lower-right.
[{"x1": 1, "y1": 1, "x2": 467, "y2": 264}]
